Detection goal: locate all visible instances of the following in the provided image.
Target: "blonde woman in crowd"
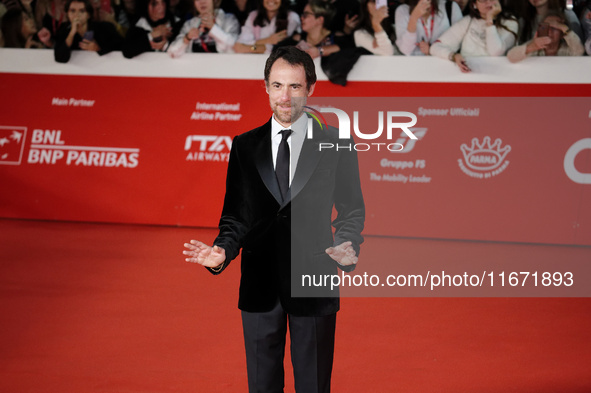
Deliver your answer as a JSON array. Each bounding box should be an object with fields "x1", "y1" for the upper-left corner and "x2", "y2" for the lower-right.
[
  {"x1": 430, "y1": 0, "x2": 518, "y2": 72},
  {"x1": 395, "y1": 0, "x2": 462, "y2": 55},
  {"x1": 285, "y1": 0, "x2": 354, "y2": 59}
]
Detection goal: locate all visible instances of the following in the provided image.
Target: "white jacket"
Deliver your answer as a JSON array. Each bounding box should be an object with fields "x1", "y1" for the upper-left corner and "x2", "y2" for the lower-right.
[
  {"x1": 430, "y1": 15, "x2": 518, "y2": 59},
  {"x1": 169, "y1": 9, "x2": 240, "y2": 57},
  {"x1": 395, "y1": 0, "x2": 463, "y2": 56},
  {"x1": 237, "y1": 10, "x2": 301, "y2": 54},
  {"x1": 354, "y1": 29, "x2": 396, "y2": 56},
  {"x1": 507, "y1": 31, "x2": 585, "y2": 62}
]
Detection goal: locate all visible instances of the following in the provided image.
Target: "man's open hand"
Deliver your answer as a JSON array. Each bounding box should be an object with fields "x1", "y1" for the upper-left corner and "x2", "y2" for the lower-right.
[
  {"x1": 183, "y1": 240, "x2": 226, "y2": 268},
  {"x1": 325, "y1": 241, "x2": 358, "y2": 266}
]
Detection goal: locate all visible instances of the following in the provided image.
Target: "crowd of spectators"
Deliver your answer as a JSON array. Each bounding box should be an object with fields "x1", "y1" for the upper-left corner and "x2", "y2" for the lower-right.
[{"x1": 1, "y1": 0, "x2": 589, "y2": 72}]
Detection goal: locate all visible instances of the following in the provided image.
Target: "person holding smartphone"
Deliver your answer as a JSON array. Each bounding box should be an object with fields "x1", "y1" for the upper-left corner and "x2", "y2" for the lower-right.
[
  {"x1": 54, "y1": 0, "x2": 123, "y2": 62},
  {"x1": 233, "y1": 0, "x2": 301, "y2": 54},
  {"x1": 122, "y1": 0, "x2": 182, "y2": 58},
  {"x1": 275, "y1": 0, "x2": 354, "y2": 59},
  {"x1": 168, "y1": 0, "x2": 239, "y2": 56},
  {"x1": 507, "y1": 11, "x2": 584, "y2": 61},
  {"x1": 354, "y1": 0, "x2": 397, "y2": 55},
  {"x1": 429, "y1": 0, "x2": 518, "y2": 72},
  {"x1": 395, "y1": 0, "x2": 463, "y2": 55},
  {"x1": 519, "y1": 0, "x2": 583, "y2": 45}
]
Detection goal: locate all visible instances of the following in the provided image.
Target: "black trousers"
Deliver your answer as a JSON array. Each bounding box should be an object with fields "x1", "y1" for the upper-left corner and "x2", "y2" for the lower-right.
[{"x1": 241, "y1": 300, "x2": 337, "y2": 393}]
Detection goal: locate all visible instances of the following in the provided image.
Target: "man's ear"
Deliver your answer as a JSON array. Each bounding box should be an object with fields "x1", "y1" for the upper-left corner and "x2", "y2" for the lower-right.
[
  {"x1": 307, "y1": 83, "x2": 316, "y2": 97},
  {"x1": 265, "y1": 82, "x2": 269, "y2": 94}
]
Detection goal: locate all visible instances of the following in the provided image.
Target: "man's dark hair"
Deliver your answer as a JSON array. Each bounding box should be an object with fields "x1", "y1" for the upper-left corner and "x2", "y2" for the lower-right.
[{"x1": 264, "y1": 46, "x2": 317, "y2": 91}]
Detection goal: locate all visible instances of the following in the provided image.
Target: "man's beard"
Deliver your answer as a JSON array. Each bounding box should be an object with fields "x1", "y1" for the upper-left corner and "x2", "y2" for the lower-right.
[{"x1": 273, "y1": 98, "x2": 305, "y2": 125}]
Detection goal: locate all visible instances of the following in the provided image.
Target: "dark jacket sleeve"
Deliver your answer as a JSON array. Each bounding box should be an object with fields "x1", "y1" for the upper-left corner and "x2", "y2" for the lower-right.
[
  {"x1": 331, "y1": 132, "x2": 365, "y2": 271},
  {"x1": 92, "y1": 22, "x2": 123, "y2": 56},
  {"x1": 54, "y1": 24, "x2": 75, "y2": 63},
  {"x1": 122, "y1": 26, "x2": 152, "y2": 58},
  {"x1": 209, "y1": 135, "x2": 251, "y2": 275},
  {"x1": 333, "y1": 33, "x2": 355, "y2": 49},
  {"x1": 94, "y1": 21, "x2": 124, "y2": 55}
]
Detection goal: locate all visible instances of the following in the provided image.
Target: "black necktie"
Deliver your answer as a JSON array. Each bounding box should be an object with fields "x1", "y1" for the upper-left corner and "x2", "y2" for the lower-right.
[{"x1": 276, "y1": 129, "x2": 292, "y2": 201}]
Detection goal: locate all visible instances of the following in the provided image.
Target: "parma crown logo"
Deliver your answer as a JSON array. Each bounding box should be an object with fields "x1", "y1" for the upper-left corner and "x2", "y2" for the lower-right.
[{"x1": 458, "y1": 136, "x2": 511, "y2": 179}]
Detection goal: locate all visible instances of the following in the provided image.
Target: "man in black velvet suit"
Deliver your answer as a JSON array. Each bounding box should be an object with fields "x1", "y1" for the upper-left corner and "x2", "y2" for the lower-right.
[{"x1": 183, "y1": 46, "x2": 365, "y2": 393}]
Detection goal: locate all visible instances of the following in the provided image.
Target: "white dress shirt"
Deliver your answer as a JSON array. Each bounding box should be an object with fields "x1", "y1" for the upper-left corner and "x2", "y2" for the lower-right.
[{"x1": 271, "y1": 113, "x2": 308, "y2": 185}]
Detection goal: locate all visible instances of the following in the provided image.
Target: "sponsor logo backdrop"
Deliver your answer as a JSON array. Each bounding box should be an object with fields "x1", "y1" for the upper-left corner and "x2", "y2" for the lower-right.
[{"x1": 1, "y1": 74, "x2": 589, "y2": 245}]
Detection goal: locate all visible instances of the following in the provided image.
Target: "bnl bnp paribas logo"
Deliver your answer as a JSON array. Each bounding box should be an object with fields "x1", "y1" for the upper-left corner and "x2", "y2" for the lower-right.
[
  {"x1": 1, "y1": 127, "x2": 140, "y2": 167},
  {"x1": 303, "y1": 106, "x2": 419, "y2": 151},
  {"x1": 0, "y1": 126, "x2": 26, "y2": 165}
]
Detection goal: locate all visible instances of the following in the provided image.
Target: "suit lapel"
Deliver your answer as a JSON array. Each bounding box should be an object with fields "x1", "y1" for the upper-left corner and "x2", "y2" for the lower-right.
[
  {"x1": 290, "y1": 120, "x2": 329, "y2": 202},
  {"x1": 254, "y1": 119, "x2": 283, "y2": 205}
]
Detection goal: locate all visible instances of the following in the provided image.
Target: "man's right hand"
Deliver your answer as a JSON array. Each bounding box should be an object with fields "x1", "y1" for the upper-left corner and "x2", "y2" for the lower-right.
[{"x1": 183, "y1": 240, "x2": 226, "y2": 268}]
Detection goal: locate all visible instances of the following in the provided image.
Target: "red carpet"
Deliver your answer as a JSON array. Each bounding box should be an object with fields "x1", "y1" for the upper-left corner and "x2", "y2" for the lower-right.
[{"x1": 1, "y1": 219, "x2": 590, "y2": 392}]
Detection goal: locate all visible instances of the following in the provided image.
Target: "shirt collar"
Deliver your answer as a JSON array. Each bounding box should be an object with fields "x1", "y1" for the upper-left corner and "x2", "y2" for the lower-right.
[{"x1": 271, "y1": 113, "x2": 308, "y2": 138}]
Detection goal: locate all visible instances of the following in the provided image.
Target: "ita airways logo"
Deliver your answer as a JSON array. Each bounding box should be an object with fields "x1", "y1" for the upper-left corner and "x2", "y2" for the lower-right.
[
  {"x1": 184, "y1": 135, "x2": 232, "y2": 162},
  {"x1": 0, "y1": 126, "x2": 27, "y2": 165},
  {"x1": 458, "y1": 136, "x2": 511, "y2": 179},
  {"x1": 303, "y1": 106, "x2": 328, "y2": 131}
]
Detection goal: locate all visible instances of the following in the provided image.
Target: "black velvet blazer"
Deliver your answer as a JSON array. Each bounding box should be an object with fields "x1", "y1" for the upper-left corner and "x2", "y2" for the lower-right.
[{"x1": 211, "y1": 117, "x2": 365, "y2": 317}]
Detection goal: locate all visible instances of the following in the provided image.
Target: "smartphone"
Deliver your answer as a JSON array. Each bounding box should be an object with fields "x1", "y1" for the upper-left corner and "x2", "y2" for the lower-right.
[
  {"x1": 376, "y1": 0, "x2": 387, "y2": 9},
  {"x1": 83, "y1": 31, "x2": 94, "y2": 41},
  {"x1": 276, "y1": 19, "x2": 288, "y2": 33}
]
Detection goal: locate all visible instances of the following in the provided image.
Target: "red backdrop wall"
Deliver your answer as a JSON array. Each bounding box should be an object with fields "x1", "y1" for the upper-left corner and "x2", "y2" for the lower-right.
[{"x1": 1, "y1": 51, "x2": 590, "y2": 245}]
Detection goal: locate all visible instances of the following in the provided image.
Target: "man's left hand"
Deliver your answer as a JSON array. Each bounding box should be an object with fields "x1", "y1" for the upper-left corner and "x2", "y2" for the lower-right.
[{"x1": 326, "y1": 241, "x2": 358, "y2": 266}]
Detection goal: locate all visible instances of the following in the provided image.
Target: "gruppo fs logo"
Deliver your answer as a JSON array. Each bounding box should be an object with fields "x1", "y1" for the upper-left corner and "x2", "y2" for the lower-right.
[
  {"x1": 390, "y1": 128, "x2": 427, "y2": 154},
  {"x1": 303, "y1": 106, "x2": 418, "y2": 152},
  {"x1": 458, "y1": 136, "x2": 511, "y2": 179}
]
